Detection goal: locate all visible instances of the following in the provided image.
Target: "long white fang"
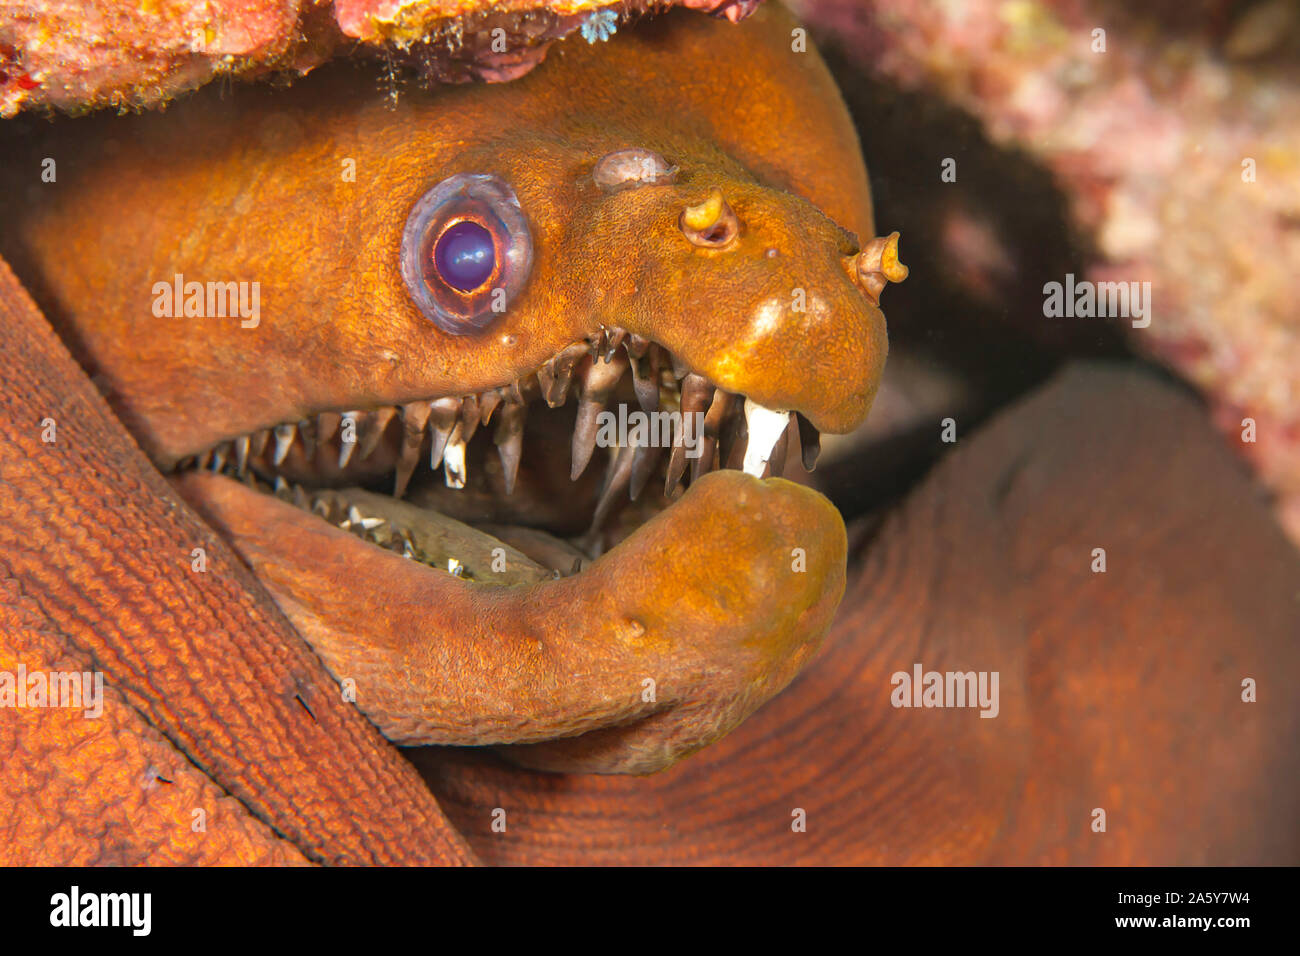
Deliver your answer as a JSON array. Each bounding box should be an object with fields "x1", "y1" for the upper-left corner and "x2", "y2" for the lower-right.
[
  {"x1": 443, "y1": 438, "x2": 467, "y2": 489},
  {"x1": 742, "y1": 399, "x2": 791, "y2": 478}
]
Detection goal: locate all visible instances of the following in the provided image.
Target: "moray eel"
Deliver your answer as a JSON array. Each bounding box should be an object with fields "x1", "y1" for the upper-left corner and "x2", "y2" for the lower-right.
[{"x1": 0, "y1": 5, "x2": 904, "y2": 774}]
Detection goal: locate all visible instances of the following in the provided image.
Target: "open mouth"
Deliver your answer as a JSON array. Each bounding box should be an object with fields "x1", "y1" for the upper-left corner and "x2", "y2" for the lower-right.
[
  {"x1": 173, "y1": 325, "x2": 821, "y2": 582},
  {"x1": 167, "y1": 324, "x2": 848, "y2": 773}
]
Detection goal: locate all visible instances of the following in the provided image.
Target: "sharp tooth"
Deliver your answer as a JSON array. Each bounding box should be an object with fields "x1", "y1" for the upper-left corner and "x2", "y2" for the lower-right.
[
  {"x1": 394, "y1": 401, "x2": 433, "y2": 498},
  {"x1": 296, "y1": 418, "x2": 316, "y2": 460},
  {"x1": 678, "y1": 373, "x2": 713, "y2": 482},
  {"x1": 428, "y1": 398, "x2": 461, "y2": 469},
  {"x1": 603, "y1": 328, "x2": 627, "y2": 362},
  {"x1": 625, "y1": 333, "x2": 650, "y2": 360},
  {"x1": 478, "y1": 389, "x2": 503, "y2": 425},
  {"x1": 343, "y1": 504, "x2": 384, "y2": 531},
  {"x1": 210, "y1": 445, "x2": 228, "y2": 473},
  {"x1": 664, "y1": 442, "x2": 688, "y2": 495},
  {"x1": 358, "y1": 407, "x2": 397, "y2": 459},
  {"x1": 312, "y1": 497, "x2": 330, "y2": 518},
  {"x1": 401, "y1": 400, "x2": 432, "y2": 434},
  {"x1": 571, "y1": 351, "x2": 628, "y2": 480},
  {"x1": 272, "y1": 424, "x2": 296, "y2": 466},
  {"x1": 795, "y1": 413, "x2": 820, "y2": 471},
  {"x1": 629, "y1": 441, "x2": 662, "y2": 500},
  {"x1": 250, "y1": 429, "x2": 271, "y2": 459},
  {"x1": 538, "y1": 343, "x2": 587, "y2": 407},
  {"x1": 742, "y1": 399, "x2": 791, "y2": 478},
  {"x1": 494, "y1": 401, "x2": 526, "y2": 495},
  {"x1": 629, "y1": 349, "x2": 660, "y2": 413},
  {"x1": 571, "y1": 402, "x2": 603, "y2": 481},
  {"x1": 393, "y1": 453, "x2": 418, "y2": 499},
  {"x1": 292, "y1": 484, "x2": 308, "y2": 508},
  {"x1": 459, "y1": 395, "x2": 482, "y2": 444},
  {"x1": 696, "y1": 390, "x2": 734, "y2": 480},
  {"x1": 588, "y1": 443, "x2": 636, "y2": 534},
  {"x1": 233, "y1": 434, "x2": 250, "y2": 475},
  {"x1": 273, "y1": 476, "x2": 290, "y2": 499},
  {"x1": 337, "y1": 412, "x2": 360, "y2": 469},
  {"x1": 197, "y1": 449, "x2": 214, "y2": 470},
  {"x1": 443, "y1": 437, "x2": 467, "y2": 489}
]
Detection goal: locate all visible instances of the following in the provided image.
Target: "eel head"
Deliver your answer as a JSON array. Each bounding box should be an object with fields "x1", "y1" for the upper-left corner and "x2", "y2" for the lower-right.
[{"x1": 3, "y1": 7, "x2": 905, "y2": 773}]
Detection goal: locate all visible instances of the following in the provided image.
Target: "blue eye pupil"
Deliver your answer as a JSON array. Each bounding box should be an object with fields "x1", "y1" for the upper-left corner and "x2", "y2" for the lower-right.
[{"x1": 434, "y1": 220, "x2": 495, "y2": 292}]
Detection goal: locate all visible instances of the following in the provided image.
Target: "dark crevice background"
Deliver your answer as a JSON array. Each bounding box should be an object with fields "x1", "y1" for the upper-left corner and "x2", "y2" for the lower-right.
[{"x1": 808, "y1": 43, "x2": 1198, "y2": 528}]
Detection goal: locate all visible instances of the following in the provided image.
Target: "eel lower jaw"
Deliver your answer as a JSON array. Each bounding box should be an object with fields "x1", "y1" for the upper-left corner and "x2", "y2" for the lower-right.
[{"x1": 168, "y1": 330, "x2": 850, "y2": 773}]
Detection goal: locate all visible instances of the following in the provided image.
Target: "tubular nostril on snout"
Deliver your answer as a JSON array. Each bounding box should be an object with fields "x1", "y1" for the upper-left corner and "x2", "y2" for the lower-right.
[
  {"x1": 680, "y1": 187, "x2": 741, "y2": 248},
  {"x1": 847, "y1": 231, "x2": 908, "y2": 305}
]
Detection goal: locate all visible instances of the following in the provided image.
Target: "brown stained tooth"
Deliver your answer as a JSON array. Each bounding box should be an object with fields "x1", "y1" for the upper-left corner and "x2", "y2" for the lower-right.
[
  {"x1": 478, "y1": 388, "x2": 503, "y2": 426},
  {"x1": 393, "y1": 454, "x2": 418, "y2": 499},
  {"x1": 587, "y1": 327, "x2": 606, "y2": 357},
  {"x1": 629, "y1": 441, "x2": 662, "y2": 501},
  {"x1": 625, "y1": 333, "x2": 651, "y2": 360},
  {"x1": 428, "y1": 397, "x2": 461, "y2": 468},
  {"x1": 571, "y1": 404, "x2": 602, "y2": 481},
  {"x1": 695, "y1": 389, "x2": 734, "y2": 481},
  {"x1": 210, "y1": 444, "x2": 228, "y2": 473},
  {"x1": 358, "y1": 406, "x2": 397, "y2": 459},
  {"x1": 589, "y1": 443, "x2": 636, "y2": 533},
  {"x1": 603, "y1": 328, "x2": 628, "y2": 362},
  {"x1": 629, "y1": 348, "x2": 660, "y2": 413},
  {"x1": 794, "y1": 413, "x2": 821, "y2": 471},
  {"x1": 723, "y1": 407, "x2": 749, "y2": 471},
  {"x1": 539, "y1": 343, "x2": 587, "y2": 407},
  {"x1": 233, "y1": 434, "x2": 250, "y2": 475},
  {"x1": 664, "y1": 442, "x2": 688, "y2": 495},
  {"x1": 273, "y1": 476, "x2": 290, "y2": 500},
  {"x1": 493, "y1": 401, "x2": 527, "y2": 495},
  {"x1": 459, "y1": 395, "x2": 482, "y2": 444},
  {"x1": 272, "y1": 424, "x2": 296, "y2": 466},
  {"x1": 571, "y1": 350, "x2": 629, "y2": 480},
  {"x1": 680, "y1": 375, "x2": 714, "y2": 482},
  {"x1": 393, "y1": 401, "x2": 433, "y2": 498},
  {"x1": 400, "y1": 400, "x2": 432, "y2": 435},
  {"x1": 250, "y1": 428, "x2": 271, "y2": 460},
  {"x1": 292, "y1": 484, "x2": 308, "y2": 509},
  {"x1": 680, "y1": 373, "x2": 713, "y2": 420}
]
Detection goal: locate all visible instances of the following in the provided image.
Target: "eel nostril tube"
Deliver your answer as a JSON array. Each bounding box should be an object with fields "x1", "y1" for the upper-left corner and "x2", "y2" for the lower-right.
[
  {"x1": 850, "y1": 231, "x2": 909, "y2": 305},
  {"x1": 680, "y1": 187, "x2": 741, "y2": 248}
]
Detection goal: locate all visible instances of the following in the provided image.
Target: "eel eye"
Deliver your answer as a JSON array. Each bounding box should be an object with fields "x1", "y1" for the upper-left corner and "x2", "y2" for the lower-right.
[{"x1": 400, "y1": 173, "x2": 532, "y2": 335}]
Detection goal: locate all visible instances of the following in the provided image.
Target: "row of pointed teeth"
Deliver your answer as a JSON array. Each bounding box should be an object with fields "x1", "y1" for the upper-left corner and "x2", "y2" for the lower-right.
[
  {"x1": 225, "y1": 473, "x2": 478, "y2": 577},
  {"x1": 180, "y1": 326, "x2": 821, "y2": 503}
]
